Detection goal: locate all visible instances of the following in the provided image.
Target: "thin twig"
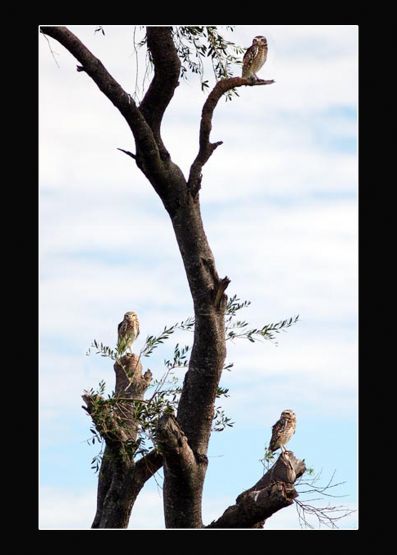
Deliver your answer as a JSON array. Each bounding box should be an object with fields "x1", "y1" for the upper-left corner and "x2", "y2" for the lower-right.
[
  {"x1": 132, "y1": 26, "x2": 140, "y2": 102},
  {"x1": 295, "y1": 499, "x2": 356, "y2": 530},
  {"x1": 42, "y1": 34, "x2": 60, "y2": 68}
]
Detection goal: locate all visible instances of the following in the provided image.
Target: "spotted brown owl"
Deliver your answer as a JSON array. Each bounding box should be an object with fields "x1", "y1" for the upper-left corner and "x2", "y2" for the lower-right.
[
  {"x1": 268, "y1": 409, "x2": 296, "y2": 452},
  {"x1": 117, "y1": 311, "x2": 140, "y2": 355},
  {"x1": 242, "y1": 36, "x2": 268, "y2": 80}
]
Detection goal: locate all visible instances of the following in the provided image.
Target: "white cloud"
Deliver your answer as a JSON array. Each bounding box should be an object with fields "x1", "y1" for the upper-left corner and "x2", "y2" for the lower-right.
[
  {"x1": 39, "y1": 483, "x2": 167, "y2": 530},
  {"x1": 128, "y1": 489, "x2": 165, "y2": 529},
  {"x1": 39, "y1": 486, "x2": 97, "y2": 529}
]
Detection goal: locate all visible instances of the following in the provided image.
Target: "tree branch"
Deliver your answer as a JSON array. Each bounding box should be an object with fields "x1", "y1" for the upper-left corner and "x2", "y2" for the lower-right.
[
  {"x1": 139, "y1": 27, "x2": 181, "y2": 159},
  {"x1": 207, "y1": 451, "x2": 305, "y2": 528},
  {"x1": 134, "y1": 449, "x2": 163, "y2": 484},
  {"x1": 40, "y1": 26, "x2": 163, "y2": 178},
  {"x1": 117, "y1": 148, "x2": 136, "y2": 160},
  {"x1": 188, "y1": 77, "x2": 275, "y2": 196},
  {"x1": 208, "y1": 481, "x2": 297, "y2": 529}
]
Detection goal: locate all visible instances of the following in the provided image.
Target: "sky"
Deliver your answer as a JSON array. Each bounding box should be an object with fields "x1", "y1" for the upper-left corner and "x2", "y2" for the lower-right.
[{"x1": 39, "y1": 25, "x2": 358, "y2": 530}]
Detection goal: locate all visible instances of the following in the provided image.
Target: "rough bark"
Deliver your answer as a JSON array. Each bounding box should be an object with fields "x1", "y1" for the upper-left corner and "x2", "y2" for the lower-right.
[
  {"x1": 207, "y1": 451, "x2": 306, "y2": 528},
  {"x1": 41, "y1": 25, "x2": 278, "y2": 529},
  {"x1": 82, "y1": 354, "x2": 162, "y2": 528}
]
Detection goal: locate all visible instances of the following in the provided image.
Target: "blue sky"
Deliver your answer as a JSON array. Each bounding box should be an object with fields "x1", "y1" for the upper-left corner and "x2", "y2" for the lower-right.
[{"x1": 39, "y1": 25, "x2": 358, "y2": 529}]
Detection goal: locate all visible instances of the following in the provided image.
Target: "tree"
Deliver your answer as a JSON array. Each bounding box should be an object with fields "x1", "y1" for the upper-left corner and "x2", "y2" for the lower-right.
[{"x1": 40, "y1": 25, "x2": 348, "y2": 529}]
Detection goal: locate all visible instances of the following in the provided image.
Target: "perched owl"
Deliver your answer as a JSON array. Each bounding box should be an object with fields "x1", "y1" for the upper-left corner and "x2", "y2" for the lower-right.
[
  {"x1": 242, "y1": 36, "x2": 268, "y2": 80},
  {"x1": 268, "y1": 409, "x2": 296, "y2": 453},
  {"x1": 117, "y1": 311, "x2": 140, "y2": 354}
]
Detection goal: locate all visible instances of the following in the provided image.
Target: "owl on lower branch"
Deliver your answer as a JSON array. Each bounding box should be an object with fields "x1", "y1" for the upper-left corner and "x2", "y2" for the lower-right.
[
  {"x1": 117, "y1": 311, "x2": 140, "y2": 355},
  {"x1": 268, "y1": 409, "x2": 297, "y2": 453},
  {"x1": 242, "y1": 35, "x2": 268, "y2": 80}
]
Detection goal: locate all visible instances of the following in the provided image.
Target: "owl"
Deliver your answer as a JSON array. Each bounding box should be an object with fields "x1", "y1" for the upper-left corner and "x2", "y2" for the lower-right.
[
  {"x1": 242, "y1": 36, "x2": 268, "y2": 80},
  {"x1": 117, "y1": 311, "x2": 140, "y2": 354},
  {"x1": 268, "y1": 409, "x2": 296, "y2": 453}
]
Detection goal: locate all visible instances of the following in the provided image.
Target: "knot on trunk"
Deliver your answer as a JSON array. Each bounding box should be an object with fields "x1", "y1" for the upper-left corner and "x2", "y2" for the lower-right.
[{"x1": 155, "y1": 413, "x2": 188, "y2": 452}]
